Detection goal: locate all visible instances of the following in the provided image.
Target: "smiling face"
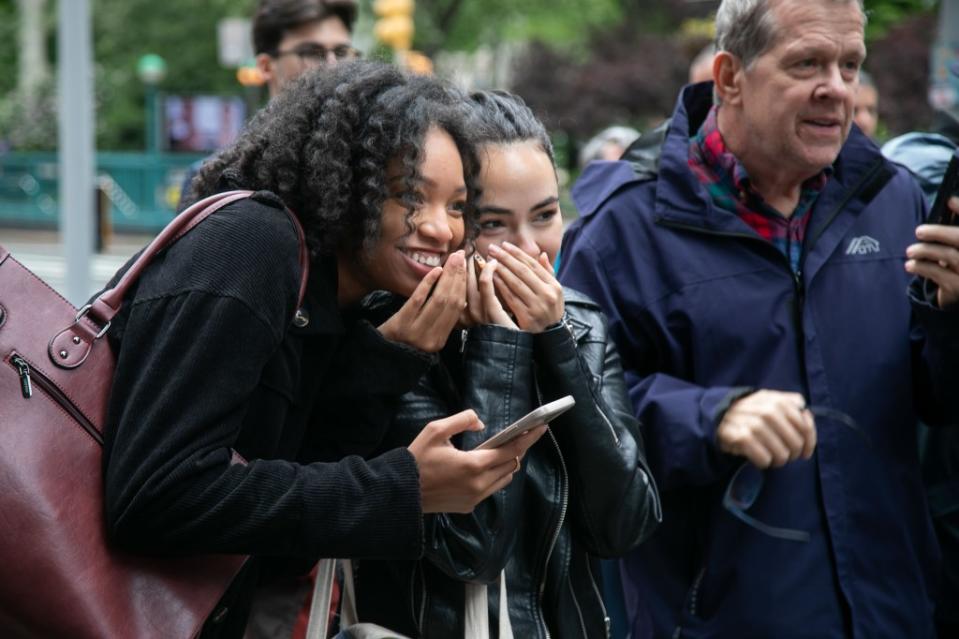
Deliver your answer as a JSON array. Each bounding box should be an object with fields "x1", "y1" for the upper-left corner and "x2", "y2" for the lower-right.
[
  {"x1": 358, "y1": 126, "x2": 467, "y2": 298},
  {"x1": 719, "y1": 0, "x2": 866, "y2": 184},
  {"x1": 474, "y1": 141, "x2": 562, "y2": 266}
]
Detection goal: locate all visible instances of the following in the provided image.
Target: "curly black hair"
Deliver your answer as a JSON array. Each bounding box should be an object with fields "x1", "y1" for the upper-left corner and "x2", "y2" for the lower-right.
[
  {"x1": 190, "y1": 60, "x2": 480, "y2": 259},
  {"x1": 468, "y1": 90, "x2": 555, "y2": 166}
]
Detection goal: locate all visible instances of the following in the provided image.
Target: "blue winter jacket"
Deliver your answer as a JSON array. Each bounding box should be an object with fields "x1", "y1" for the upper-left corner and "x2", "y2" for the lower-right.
[{"x1": 558, "y1": 83, "x2": 959, "y2": 639}]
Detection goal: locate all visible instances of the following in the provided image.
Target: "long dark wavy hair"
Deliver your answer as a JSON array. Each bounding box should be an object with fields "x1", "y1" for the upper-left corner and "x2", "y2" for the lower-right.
[{"x1": 190, "y1": 61, "x2": 480, "y2": 258}]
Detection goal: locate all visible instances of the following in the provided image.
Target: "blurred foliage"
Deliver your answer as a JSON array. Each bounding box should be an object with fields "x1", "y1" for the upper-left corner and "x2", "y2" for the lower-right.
[
  {"x1": 0, "y1": 1, "x2": 17, "y2": 99},
  {"x1": 512, "y1": 0, "x2": 941, "y2": 165},
  {"x1": 0, "y1": 0, "x2": 254, "y2": 151},
  {"x1": 868, "y1": 10, "x2": 938, "y2": 136},
  {"x1": 0, "y1": 0, "x2": 945, "y2": 152},
  {"x1": 407, "y1": 0, "x2": 623, "y2": 56},
  {"x1": 865, "y1": 0, "x2": 938, "y2": 40},
  {"x1": 92, "y1": 0, "x2": 255, "y2": 149}
]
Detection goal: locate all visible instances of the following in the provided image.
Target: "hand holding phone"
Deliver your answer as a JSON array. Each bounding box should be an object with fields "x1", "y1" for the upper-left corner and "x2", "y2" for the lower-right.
[
  {"x1": 908, "y1": 149, "x2": 959, "y2": 308},
  {"x1": 927, "y1": 150, "x2": 959, "y2": 226},
  {"x1": 474, "y1": 395, "x2": 575, "y2": 450}
]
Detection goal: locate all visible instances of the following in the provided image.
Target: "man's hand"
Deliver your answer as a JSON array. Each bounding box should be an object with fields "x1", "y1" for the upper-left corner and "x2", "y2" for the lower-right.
[
  {"x1": 906, "y1": 196, "x2": 959, "y2": 308},
  {"x1": 378, "y1": 251, "x2": 467, "y2": 352},
  {"x1": 716, "y1": 390, "x2": 816, "y2": 469},
  {"x1": 408, "y1": 409, "x2": 546, "y2": 514}
]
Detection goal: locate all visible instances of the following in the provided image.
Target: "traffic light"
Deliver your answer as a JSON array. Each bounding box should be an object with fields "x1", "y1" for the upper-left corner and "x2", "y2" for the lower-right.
[
  {"x1": 236, "y1": 65, "x2": 264, "y2": 87},
  {"x1": 373, "y1": 0, "x2": 415, "y2": 51},
  {"x1": 402, "y1": 50, "x2": 433, "y2": 75}
]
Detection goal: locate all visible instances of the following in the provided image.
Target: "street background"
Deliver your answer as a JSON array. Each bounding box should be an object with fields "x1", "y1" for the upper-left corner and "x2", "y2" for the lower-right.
[{"x1": 0, "y1": 0, "x2": 953, "y2": 300}]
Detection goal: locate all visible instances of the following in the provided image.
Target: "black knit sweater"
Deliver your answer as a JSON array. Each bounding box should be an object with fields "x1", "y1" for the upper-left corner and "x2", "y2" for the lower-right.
[{"x1": 101, "y1": 192, "x2": 432, "y2": 637}]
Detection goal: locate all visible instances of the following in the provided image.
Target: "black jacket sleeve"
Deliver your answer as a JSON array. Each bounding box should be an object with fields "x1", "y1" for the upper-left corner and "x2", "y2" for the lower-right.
[
  {"x1": 102, "y1": 201, "x2": 424, "y2": 562},
  {"x1": 384, "y1": 325, "x2": 538, "y2": 584},
  {"x1": 532, "y1": 300, "x2": 661, "y2": 557}
]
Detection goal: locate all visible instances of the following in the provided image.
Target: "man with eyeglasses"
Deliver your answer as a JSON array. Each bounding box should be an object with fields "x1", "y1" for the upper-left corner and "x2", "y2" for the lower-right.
[
  {"x1": 253, "y1": 0, "x2": 359, "y2": 98},
  {"x1": 560, "y1": 0, "x2": 959, "y2": 637},
  {"x1": 178, "y1": 1, "x2": 358, "y2": 211}
]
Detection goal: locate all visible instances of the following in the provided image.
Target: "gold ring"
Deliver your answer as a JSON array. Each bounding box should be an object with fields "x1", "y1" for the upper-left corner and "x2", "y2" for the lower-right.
[{"x1": 513, "y1": 456, "x2": 521, "y2": 473}]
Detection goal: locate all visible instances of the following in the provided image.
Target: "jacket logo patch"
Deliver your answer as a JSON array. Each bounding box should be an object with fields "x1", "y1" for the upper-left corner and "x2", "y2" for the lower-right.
[{"x1": 846, "y1": 236, "x2": 881, "y2": 256}]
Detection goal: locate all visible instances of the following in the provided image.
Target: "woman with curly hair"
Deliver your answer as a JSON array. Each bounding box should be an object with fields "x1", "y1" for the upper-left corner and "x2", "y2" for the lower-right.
[
  {"x1": 351, "y1": 90, "x2": 661, "y2": 638},
  {"x1": 101, "y1": 62, "x2": 542, "y2": 638}
]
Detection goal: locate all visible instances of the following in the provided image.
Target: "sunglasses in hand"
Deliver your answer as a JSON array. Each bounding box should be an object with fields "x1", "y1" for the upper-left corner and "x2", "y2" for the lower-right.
[{"x1": 723, "y1": 405, "x2": 869, "y2": 543}]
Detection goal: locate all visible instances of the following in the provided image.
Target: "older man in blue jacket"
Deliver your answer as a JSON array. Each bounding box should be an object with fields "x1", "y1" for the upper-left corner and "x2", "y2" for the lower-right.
[{"x1": 559, "y1": 0, "x2": 959, "y2": 637}]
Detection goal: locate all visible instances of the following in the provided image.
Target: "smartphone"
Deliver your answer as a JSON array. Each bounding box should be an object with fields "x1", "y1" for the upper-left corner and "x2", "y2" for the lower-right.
[
  {"x1": 474, "y1": 395, "x2": 576, "y2": 450},
  {"x1": 927, "y1": 150, "x2": 959, "y2": 226}
]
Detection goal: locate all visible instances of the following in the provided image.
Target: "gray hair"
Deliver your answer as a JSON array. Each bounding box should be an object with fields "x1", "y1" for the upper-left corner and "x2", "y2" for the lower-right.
[
  {"x1": 578, "y1": 126, "x2": 641, "y2": 168},
  {"x1": 715, "y1": 0, "x2": 866, "y2": 68}
]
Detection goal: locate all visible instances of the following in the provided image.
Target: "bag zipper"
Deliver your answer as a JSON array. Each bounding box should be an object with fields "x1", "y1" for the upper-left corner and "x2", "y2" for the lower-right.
[
  {"x1": 9, "y1": 353, "x2": 103, "y2": 445},
  {"x1": 13, "y1": 354, "x2": 32, "y2": 398}
]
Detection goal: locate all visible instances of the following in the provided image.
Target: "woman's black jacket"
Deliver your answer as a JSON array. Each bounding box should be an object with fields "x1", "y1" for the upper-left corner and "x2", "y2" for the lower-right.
[
  {"x1": 100, "y1": 193, "x2": 432, "y2": 638},
  {"x1": 354, "y1": 287, "x2": 662, "y2": 639}
]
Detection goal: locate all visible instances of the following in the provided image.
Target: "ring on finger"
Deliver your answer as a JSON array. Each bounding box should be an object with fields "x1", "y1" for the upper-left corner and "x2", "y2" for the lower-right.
[{"x1": 513, "y1": 456, "x2": 521, "y2": 473}]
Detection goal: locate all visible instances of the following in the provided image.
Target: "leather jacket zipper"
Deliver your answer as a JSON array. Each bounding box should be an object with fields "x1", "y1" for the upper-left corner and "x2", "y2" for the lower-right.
[
  {"x1": 566, "y1": 575, "x2": 589, "y2": 638},
  {"x1": 413, "y1": 560, "x2": 428, "y2": 635},
  {"x1": 565, "y1": 315, "x2": 620, "y2": 447},
  {"x1": 538, "y1": 428, "x2": 572, "y2": 639},
  {"x1": 9, "y1": 352, "x2": 102, "y2": 445},
  {"x1": 594, "y1": 400, "x2": 620, "y2": 447},
  {"x1": 585, "y1": 557, "x2": 612, "y2": 638}
]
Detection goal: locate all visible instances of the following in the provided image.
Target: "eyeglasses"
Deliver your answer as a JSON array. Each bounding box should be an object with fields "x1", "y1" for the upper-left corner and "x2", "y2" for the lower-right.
[
  {"x1": 273, "y1": 43, "x2": 360, "y2": 64},
  {"x1": 722, "y1": 405, "x2": 870, "y2": 543}
]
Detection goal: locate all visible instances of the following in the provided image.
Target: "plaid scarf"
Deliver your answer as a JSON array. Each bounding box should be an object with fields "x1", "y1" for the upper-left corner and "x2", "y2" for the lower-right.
[{"x1": 688, "y1": 106, "x2": 830, "y2": 273}]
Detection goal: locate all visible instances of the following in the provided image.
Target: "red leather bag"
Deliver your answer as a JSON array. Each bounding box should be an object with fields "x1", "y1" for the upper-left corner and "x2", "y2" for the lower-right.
[{"x1": 0, "y1": 191, "x2": 309, "y2": 638}]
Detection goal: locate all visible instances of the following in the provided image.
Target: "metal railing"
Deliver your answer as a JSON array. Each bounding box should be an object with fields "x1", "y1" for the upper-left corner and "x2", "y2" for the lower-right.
[{"x1": 0, "y1": 151, "x2": 207, "y2": 231}]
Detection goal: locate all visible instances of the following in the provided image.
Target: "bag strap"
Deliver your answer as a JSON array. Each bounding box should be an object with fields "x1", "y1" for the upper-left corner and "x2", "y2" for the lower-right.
[
  {"x1": 464, "y1": 571, "x2": 513, "y2": 639},
  {"x1": 305, "y1": 559, "x2": 338, "y2": 639},
  {"x1": 306, "y1": 560, "x2": 512, "y2": 638},
  {"x1": 85, "y1": 190, "x2": 310, "y2": 326}
]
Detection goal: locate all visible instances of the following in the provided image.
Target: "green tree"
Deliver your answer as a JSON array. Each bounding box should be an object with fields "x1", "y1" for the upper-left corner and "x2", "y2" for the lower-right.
[
  {"x1": 404, "y1": 0, "x2": 623, "y2": 56},
  {"x1": 93, "y1": 0, "x2": 254, "y2": 149}
]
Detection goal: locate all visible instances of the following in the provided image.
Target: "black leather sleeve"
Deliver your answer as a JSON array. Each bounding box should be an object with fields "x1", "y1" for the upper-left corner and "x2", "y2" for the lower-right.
[
  {"x1": 388, "y1": 324, "x2": 538, "y2": 584},
  {"x1": 532, "y1": 302, "x2": 662, "y2": 556}
]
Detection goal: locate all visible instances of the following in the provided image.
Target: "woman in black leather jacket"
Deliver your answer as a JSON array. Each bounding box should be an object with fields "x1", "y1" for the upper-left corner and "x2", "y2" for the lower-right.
[{"x1": 352, "y1": 91, "x2": 662, "y2": 638}]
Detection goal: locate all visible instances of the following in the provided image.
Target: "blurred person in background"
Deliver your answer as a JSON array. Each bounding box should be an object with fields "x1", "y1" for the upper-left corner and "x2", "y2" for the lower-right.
[
  {"x1": 560, "y1": 0, "x2": 959, "y2": 637},
  {"x1": 178, "y1": 0, "x2": 359, "y2": 211},
  {"x1": 853, "y1": 69, "x2": 879, "y2": 139},
  {"x1": 689, "y1": 43, "x2": 717, "y2": 85},
  {"x1": 253, "y1": 0, "x2": 359, "y2": 97},
  {"x1": 579, "y1": 125, "x2": 641, "y2": 168},
  {"x1": 884, "y1": 107, "x2": 959, "y2": 638},
  {"x1": 884, "y1": 109, "x2": 959, "y2": 204}
]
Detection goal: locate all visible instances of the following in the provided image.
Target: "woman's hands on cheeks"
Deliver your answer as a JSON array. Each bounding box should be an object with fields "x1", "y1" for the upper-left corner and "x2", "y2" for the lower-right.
[
  {"x1": 464, "y1": 253, "x2": 518, "y2": 329},
  {"x1": 486, "y1": 242, "x2": 564, "y2": 333},
  {"x1": 378, "y1": 251, "x2": 468, "y2": 352}
]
